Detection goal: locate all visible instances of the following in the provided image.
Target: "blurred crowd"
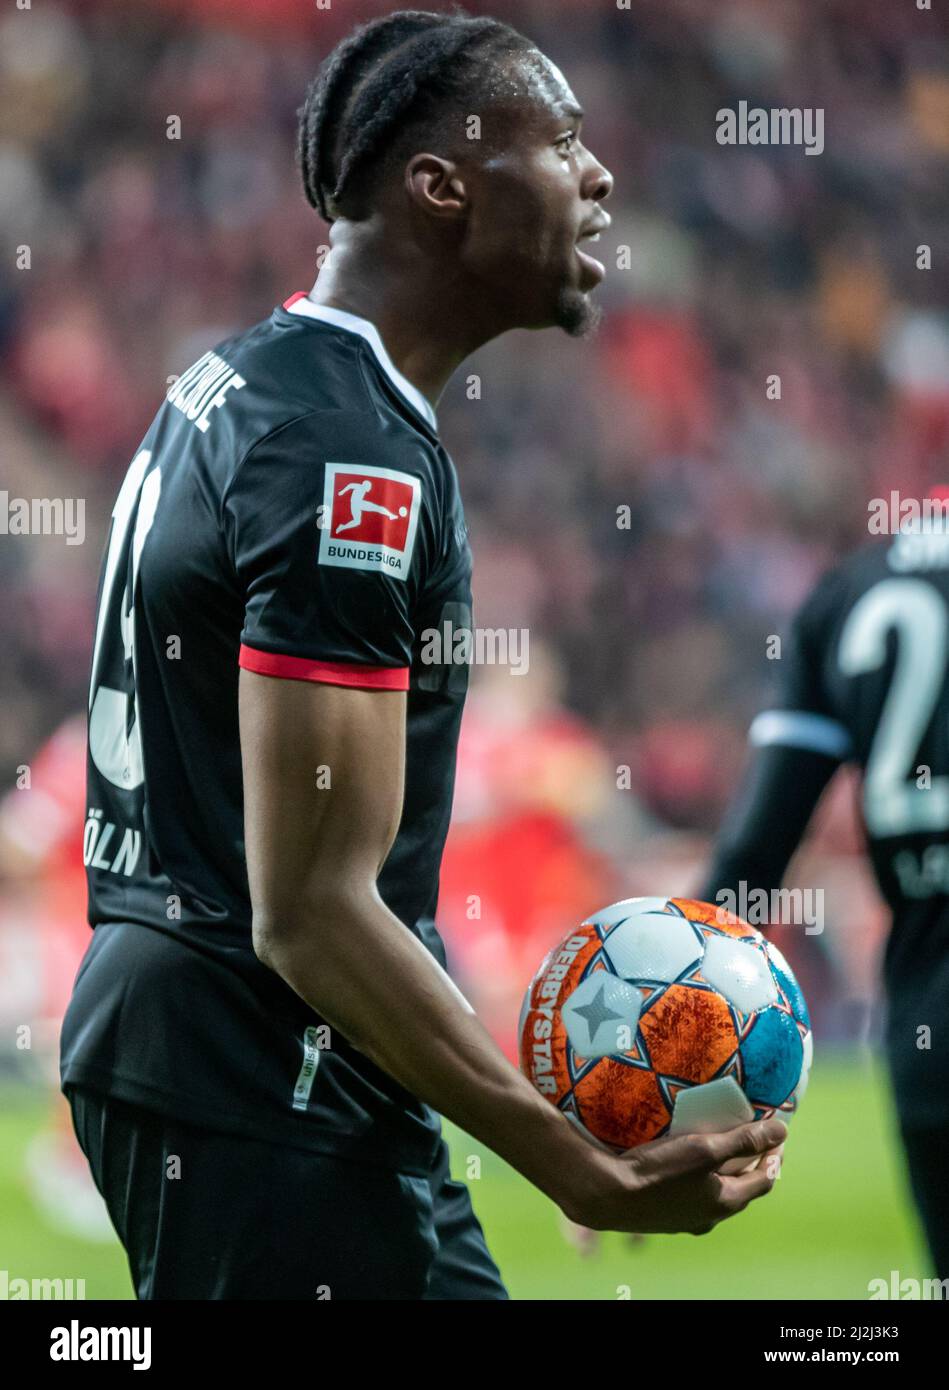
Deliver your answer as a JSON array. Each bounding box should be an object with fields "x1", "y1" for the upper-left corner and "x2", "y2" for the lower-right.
[{"x1": 1, "y1": 0, "x2": 947, "y2": 924}]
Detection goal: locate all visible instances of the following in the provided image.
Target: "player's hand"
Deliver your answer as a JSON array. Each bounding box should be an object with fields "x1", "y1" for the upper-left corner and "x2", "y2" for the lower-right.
[
  {"x1": 558, "y1": 1116, "x2": 787, "y2": 1236},
  {"x1": 559, "y1": 1139, "x2": 784, "y2": 1248}
]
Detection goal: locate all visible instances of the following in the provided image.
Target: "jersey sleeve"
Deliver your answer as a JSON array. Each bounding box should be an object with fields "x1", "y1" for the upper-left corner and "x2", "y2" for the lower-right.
[
  {"x1": 698, "y1": 568, "x2": 852, "y2": 906},
  {"x1": 697, "y1": 741, "x2": 840, "y2": 907},
  {"x1": 223, "y1": 412, "x2": 437, "y2": 690},
  {"x1": 748, "y1": 564, "x2": 853, "y2": 762}
]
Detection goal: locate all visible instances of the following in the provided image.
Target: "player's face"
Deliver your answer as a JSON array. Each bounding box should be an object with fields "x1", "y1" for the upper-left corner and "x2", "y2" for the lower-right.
[{"x1": 463, "y1": 53, "x2": 614, "y2": 337}]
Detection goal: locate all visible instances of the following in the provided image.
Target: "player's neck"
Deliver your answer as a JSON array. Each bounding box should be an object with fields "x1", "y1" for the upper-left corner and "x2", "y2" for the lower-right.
[{"x1": 308, "y1": 222, "x2": 508, "y2": 412}]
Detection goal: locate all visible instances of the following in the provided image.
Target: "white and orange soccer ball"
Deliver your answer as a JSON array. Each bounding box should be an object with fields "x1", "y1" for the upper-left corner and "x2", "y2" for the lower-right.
[{"x1": 519, "y1": 897, "x2": 812, "y2": 1153}]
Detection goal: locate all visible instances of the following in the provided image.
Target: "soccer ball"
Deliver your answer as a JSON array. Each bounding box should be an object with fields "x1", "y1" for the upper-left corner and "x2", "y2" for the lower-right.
[{"x1": 518, "y1": 896, "x2": 811, "y2": 1154}]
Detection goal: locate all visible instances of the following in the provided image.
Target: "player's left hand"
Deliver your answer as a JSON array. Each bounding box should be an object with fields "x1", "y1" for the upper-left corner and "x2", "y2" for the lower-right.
[{"x1": 560, "y1": 1140, "x2": 785, "y2": 1249}]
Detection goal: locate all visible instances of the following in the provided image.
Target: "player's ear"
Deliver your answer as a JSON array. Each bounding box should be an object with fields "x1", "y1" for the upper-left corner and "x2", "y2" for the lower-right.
[{"x1": 404, "y1": 155, "x2": 467, "y2": 220}]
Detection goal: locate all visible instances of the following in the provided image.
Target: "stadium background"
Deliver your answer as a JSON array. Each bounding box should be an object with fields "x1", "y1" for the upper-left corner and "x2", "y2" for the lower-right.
[{"x1": 1, "y1": 0, "x2": 946, "y2": 1298}]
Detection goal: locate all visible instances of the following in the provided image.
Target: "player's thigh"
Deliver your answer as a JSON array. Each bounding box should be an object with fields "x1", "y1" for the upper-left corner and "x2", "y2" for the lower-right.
[
  {"x1": 423, "y1": 1141, "x2": 508, "y2": 1301},
  {"x1": 899, "y1": 1123, "x2": 949, "y2": 1280},
  {"x1": 67, "y1": 1087, "x2": 439, "y2": 1299},
  {"x1": 67, "y1": 1085, "x2": 174, "y2": 1295},
  {"x1": 163, "y1": 1123, "x2": 439, "y2": 1300}
]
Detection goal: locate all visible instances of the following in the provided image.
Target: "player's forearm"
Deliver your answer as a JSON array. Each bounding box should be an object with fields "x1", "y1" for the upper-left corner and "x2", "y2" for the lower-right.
[
  {"x1": 252, "y1": 893, "x2": 597, "y2": 1209},
  {"x1": 697, "y1": 743, "x2": 838, "y2": 905}
]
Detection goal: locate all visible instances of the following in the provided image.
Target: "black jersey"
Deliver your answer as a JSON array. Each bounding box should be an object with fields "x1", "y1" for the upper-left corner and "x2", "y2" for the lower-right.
[
  {"x1": 704, "y1": 526, "x2": 949, "y2": 1124},
  {"x1": 60, "y1": 294, "x2": 473, "y2": 1174}
]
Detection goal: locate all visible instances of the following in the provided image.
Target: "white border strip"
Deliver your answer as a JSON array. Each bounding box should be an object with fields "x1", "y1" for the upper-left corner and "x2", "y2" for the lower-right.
[
  {"x1": 286, "y1": 293, "x2": 438, "y2": 432},
  {"x1": 749, "y1": 709, "x2": 852, "y2": 760}
]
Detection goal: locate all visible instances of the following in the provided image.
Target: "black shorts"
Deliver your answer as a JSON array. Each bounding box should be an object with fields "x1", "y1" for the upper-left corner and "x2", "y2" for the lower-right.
[
  {"x1": 898, "y1": 1122, "x2": 949, "y2": 1281},
  {"x1": 66, "y1": 1086, "x2": 508, "y2": 1300}
]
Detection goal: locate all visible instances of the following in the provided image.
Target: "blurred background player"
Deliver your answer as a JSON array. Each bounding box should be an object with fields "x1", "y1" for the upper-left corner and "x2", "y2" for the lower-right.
[{"x1": 699, "y1": 494, "x2": 949, "y2": 1278}]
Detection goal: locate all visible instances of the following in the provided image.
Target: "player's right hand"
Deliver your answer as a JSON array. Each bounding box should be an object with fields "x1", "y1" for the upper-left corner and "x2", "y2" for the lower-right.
[{"x1": 559, "y1": 1116, "x2": 787, "y2": 1236}]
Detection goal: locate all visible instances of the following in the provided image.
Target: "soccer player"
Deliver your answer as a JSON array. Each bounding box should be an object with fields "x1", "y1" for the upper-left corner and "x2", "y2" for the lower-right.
[
  {"x1": 698, "y1": 510, "x2": 949, "y2": 1278},
  {"x1": 61, "y1": 10, "x2": 785, "y2": 1300}
]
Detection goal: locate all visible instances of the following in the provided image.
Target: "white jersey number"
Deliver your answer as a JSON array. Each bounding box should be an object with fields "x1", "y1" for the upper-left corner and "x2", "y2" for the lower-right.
[
  {"x1": 88, "y1": 450, "x2": 161, "y2": 790},
  {"x1": 838, "y1": 578, "x2": 949, "y2": 837}
]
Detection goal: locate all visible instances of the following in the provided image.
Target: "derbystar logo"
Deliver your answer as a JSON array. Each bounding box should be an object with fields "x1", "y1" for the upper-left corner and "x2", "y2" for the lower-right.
[{"x1": 319, "y1": 463, "x2": 421, "y2": 580}]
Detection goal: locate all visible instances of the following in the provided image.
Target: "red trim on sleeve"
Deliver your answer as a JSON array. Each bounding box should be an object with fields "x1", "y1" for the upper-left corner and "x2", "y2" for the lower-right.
[
  {"x1": 239, "y1": 644, "x2": 409, "y2": 691},
  {"x1": 282, "y1": 292, "x2": 309, "y2": 310}
]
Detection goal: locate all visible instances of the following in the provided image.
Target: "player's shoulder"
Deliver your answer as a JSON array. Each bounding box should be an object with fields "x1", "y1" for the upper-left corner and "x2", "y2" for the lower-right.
[
  {"x1": 213, "y1": 310, "x2": 461, "y2": 586},
  {"x1": 820, "y1": 532, "x2": 949, "y2": 605},
  {"x1": 799, "y1": 540, "x2": 889, "y2": 622},
  {"x1": 211, "y1": 304, "x2": 447, "y2": 488},
  {"x1": 875, "y1": 522, "x2": 949, "y2": 584},
  {"x1": 794, "y1": 532, "x2": 949, "y2": 653},
  {"x1": 213, "y1": 304, "x2": 361, "y2": 414}
]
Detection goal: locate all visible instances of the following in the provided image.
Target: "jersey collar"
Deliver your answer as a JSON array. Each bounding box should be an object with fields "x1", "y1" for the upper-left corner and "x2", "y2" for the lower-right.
[{"x1": 282, "y1": 292, "x2": 438, "y2": 433}]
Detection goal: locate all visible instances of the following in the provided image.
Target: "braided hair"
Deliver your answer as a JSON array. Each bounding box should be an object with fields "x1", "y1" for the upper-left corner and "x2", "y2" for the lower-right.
[{"x1": 298, "y1": 8, "x2": 533, "y2": 223}]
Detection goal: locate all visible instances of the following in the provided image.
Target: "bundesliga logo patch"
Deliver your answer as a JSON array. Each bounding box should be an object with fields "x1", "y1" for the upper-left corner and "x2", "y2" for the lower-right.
[{"x1": 319, "y1": 462, "x2": 421, "y2": 580}]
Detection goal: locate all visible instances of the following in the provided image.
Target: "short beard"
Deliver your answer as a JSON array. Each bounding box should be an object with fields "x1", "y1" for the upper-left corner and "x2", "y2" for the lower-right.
[{"x1": 555, "y1": 287, "x2": 602, "y2": 339}]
